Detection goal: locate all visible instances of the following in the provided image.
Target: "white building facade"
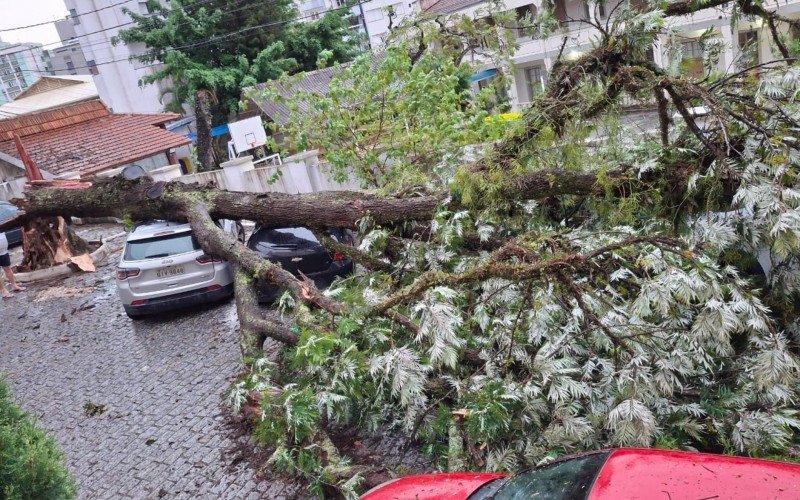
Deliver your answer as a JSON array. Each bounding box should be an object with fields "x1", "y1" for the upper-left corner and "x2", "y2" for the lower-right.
[
  {"x1": 363, "y1": 0, "x2": 800, "y2": 110},
  {"x1": 62, "y1": 0, "x2": 169, "y2": 113}
]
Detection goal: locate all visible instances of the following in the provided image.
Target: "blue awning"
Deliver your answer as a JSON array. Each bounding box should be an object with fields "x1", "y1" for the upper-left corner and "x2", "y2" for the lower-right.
[
  {"x1": 470, "y1": 68, "x2": 499, "y2": 83},
  {"x1": 186, "y1": 124, "x2": 230, "y2": 141}
]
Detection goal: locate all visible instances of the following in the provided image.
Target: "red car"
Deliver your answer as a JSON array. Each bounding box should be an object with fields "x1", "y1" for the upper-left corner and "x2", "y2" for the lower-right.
[{"x1": 362, "y1": 448, "x2": 800, "y2": 499}]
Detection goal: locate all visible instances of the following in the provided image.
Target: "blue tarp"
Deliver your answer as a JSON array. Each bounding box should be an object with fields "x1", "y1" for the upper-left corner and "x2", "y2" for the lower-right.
[
  {"x1": 186, "y1": 124, "x2": 230, "y2": 141},
  {"x1": 470, "y1": 68, "x2": 499, "y2": 83}
]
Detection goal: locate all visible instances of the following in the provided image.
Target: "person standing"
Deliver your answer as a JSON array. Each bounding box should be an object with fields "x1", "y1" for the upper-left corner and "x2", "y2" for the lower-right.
[{"x1": 0, "y1": 231, "x2": 24, "y2": 298}]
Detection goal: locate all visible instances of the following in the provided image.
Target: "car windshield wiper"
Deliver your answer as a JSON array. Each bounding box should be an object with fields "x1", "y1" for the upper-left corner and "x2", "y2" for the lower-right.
[{"x1": 146, "y1": 253, "x2": 171, "y2": 259}]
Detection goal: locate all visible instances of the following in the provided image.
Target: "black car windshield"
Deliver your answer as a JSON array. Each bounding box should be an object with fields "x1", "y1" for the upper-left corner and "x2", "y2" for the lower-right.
[
  {"x1": 254, "y1": 227, "x2": 319, "y2": 249},
  {"x1": 0, "y1": 202, "x2": 18, "y2": 223},
  {"x1": 484, "y1": 451, "x2": 610, "y2": 500},
  {"x1": 124, "y1": 232, "x2": 201, "y2": 261}
]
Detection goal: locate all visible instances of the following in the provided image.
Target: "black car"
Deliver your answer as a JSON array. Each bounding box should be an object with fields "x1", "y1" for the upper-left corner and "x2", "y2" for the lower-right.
[
  {"x1": 246, "y1": 226, "x2": 354, "y2": 303},
  {"x1": 0, "y1": 201, "x2": 23, "y2": 247}
]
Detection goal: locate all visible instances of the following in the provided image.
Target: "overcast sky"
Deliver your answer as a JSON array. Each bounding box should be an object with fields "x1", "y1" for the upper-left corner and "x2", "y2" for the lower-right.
[{"x1": 0, "y1": 0, "x2": 70, "y2": 47}]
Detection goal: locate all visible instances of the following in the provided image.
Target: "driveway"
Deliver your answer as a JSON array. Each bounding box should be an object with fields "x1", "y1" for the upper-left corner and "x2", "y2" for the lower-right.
[{"x1": 0, "y1": 224, "x2": 301, "y2": 498}]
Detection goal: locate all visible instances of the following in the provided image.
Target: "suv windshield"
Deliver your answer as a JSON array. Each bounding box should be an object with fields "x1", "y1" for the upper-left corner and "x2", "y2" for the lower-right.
[
  {"x1": 487, "y1": 451, "x2": 610, "y2": 500},
  {"x1": 124, "y1": 232, "x2": 201, "y2": 261}
]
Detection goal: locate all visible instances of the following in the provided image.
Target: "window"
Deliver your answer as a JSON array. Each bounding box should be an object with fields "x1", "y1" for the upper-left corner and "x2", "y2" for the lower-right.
[
  {"x1": 87, "y1": 59, "x2": 98, "y2": 75},
  {"x1": 525, "y1": 65, "x2": 546, "y2": 99},
  {"x1": 69, "y1": 8, "x2": 80, "y2": 25},
  {"x1": 583, "y1": 1, "x2": 606, "y2": 20},
  {"x1": 512, "y1": 5, "x2": 536, "y2": 39},
  {"x1": 66, "y1": 61, "x2": 75, "y2": 70},
  {"x1": 124, "y1": 232, "x2": 202, "y2": 261},
  {"x1": 682, "y1": 40, "x2": 703, "y2": 59},
  {"x1": 680, "y1": 39, "x2": 704, "y2": 78},
  {"x1": 738, "y1": 30, "x2": 760, "y2": 67},
  {"x1": 486, "y1": 452, "x2": 610, "y2": 499}
]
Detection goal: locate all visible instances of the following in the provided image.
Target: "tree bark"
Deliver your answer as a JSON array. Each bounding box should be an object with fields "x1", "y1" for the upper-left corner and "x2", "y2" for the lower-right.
[
  {"x1": 19, "y1": 217, "x2": 91, "y2": 272},
  {"x1": 194, "y1": 89, "x2": 215, "y2": 172}
]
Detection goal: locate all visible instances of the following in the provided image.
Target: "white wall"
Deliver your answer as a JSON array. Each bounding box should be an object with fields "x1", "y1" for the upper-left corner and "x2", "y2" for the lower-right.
[{"x1": 63, "y1": 0, "x2": 169, "y2": 114}]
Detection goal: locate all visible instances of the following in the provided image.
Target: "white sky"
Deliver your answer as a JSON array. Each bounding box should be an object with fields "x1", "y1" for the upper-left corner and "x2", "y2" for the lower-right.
[{"x1": 0, "y1": 0, "x2": 70, "y2": 47}]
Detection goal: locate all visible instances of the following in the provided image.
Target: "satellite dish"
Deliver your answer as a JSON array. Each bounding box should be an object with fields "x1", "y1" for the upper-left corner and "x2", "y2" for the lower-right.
[{"x1": 122, "y1": 164, "x2": 152, "y2": 180}]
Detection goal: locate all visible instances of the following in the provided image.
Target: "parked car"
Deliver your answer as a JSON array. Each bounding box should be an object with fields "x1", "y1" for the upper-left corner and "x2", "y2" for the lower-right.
[
  {"x1": 220, "y1": 218, "x2": 246, "y2": 243},
  {"x1": 115, "y1": 221, "x2": 234, "y2": 319},
  {"x1": 361, "y1": 448, "x2": 800, "y2": 499},
  {"x1": 0, "y1": 201, "x2": 23, "y2": 247},
  {"x1": 246, "y1": 226, "x2": 354, "y2": 303}
]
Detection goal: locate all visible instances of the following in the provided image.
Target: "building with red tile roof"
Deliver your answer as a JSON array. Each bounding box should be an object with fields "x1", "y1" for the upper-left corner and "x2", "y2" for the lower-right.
[{"x1": 0, "y1": 99, "x2": 190, "y2": 180}]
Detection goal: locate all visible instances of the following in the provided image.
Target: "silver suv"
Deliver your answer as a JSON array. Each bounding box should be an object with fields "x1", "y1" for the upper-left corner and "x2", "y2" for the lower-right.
[{"x1": 116, "y1": 221, "x2": 235, "y2": 319}]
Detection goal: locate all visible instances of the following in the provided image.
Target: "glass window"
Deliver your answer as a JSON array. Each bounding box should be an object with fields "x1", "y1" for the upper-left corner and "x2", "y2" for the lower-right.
[
  {"x1": 513, "y1": 5, "x2": 536, "y2": 39},
  {"x1": 490, "y1": 451, "x2": 610, "y2": 500},
  {"x1": 124, "y1": 232, "x2": 201, "y2": 261},
  {"x1": 525, "y1": 65, "x2": 546, "y2": 99},
  {"x1": 252, "y1": 227, "x2": 320, "y2": 252},
  {"x1": 69, "y1": 8, "x2": 80, "y2": 25},
  {"x1": 738, "y1": 30, "x2": 760, "y2": 67},
  {"x1": 583, "y1": 1, "x2": 606, "y2": 19},
  {"x1": 682, "y1": 40, "x2": 703, "y2": 59}
]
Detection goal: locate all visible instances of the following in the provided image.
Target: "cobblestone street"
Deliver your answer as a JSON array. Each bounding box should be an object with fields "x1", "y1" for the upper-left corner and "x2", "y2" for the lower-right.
[{"x1": 0, "y1": 224, "x2": 432, "y2": 499}]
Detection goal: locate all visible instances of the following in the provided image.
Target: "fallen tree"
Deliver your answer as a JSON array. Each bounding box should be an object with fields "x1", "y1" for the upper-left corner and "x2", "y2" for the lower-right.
[{"x1": 8, "y1": 0, "x2": 800, "y2": 495}]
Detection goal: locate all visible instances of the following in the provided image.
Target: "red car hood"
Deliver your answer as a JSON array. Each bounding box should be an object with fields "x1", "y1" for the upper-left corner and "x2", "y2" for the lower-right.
[{"x1": 362, "y1": 472, "x2": 506, "y2": 499}]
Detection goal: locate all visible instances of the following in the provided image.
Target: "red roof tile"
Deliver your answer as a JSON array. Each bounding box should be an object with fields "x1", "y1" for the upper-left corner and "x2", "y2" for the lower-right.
[{"x1": 0, "y1": 110, "x2": 191, "y2": 177}]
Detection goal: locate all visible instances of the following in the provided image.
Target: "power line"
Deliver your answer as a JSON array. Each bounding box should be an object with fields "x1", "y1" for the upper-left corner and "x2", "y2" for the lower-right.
[
  {"x1": 0, "y1": 0, "x2": 131, "y2": 33},
  {"x1": 29, "y1": 1, "x2": 371, "y2": 74},
  {"x1": 42, "y1": 0, "x2": 286, "y2": 54}
]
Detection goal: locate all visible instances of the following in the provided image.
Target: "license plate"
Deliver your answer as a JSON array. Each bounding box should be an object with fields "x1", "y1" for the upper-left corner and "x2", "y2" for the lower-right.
[{"x1": 156, "y1": 266, "x2": 185, "y2": 279}]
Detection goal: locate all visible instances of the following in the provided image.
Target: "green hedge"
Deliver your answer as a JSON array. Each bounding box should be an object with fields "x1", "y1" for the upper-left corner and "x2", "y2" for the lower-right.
[{"x1": 0, "y1": 378, "x2": 76, "y2": 500}]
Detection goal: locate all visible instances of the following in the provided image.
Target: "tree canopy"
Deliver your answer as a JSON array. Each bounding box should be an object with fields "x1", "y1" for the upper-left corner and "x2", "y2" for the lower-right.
[
  {"x1": 12, "y1": 0, "x2": 800, "y2": 496},
  {"x1": 116, "y1": 0, "x2": 362, "y2": 169}
]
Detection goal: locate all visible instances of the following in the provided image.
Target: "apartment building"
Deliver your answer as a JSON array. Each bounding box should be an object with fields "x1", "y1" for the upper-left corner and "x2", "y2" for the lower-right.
[
  {"x1": 296, "y1": 0, "x2": 375, "y2": 48},
  {"x1": 62, "y1": 0, "x2": 169, "y2": 114},
  {"x1": 45, "y1": 16, "x2": 91, "y2": 77},
  {"x1": 0, "y1": 42, "x2": 48, "y2": 105},
  {"x1": 364, "y1": 0, "x2": 800, "y2": 110}
]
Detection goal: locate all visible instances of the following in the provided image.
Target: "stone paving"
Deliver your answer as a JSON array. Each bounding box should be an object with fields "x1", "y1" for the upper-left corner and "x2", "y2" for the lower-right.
[{"x1": 0, "y1": 223, "x2": 431, "y2": 499}]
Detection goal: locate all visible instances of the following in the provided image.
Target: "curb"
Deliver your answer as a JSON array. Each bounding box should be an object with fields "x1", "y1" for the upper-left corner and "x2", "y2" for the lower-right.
[{"x1": 14, "y1": 231, "x2": 126, "y2": 284}]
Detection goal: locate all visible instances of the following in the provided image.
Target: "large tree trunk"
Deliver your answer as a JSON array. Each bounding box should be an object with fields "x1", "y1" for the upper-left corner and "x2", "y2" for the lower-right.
[
  {"x1": 19, "y1": 217, "x2": 91, "y2": 272},
  {"x1": 194, "y1": 89, "x2": 215, "y2": 172}
]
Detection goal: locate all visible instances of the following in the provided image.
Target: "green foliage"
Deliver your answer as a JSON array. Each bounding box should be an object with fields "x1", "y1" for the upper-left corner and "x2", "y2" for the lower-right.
[
  {"x1": 231, "y1": 3, "x2": 800, "y2": 496},
  {"x1": 117, "y1": 0, "x2": 360, "y2": 120},
  {"x1": 0, "y1": 378, "x2": 76, "y2": 500},
  {"x1": 264, "y1": 14, "x2": 517, "y2": 191}
]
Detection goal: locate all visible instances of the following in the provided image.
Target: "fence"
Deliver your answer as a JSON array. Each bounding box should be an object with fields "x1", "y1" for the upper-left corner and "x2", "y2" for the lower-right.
[{"x1": 0, "y1": 151, "x2": 360, "y2": 202}]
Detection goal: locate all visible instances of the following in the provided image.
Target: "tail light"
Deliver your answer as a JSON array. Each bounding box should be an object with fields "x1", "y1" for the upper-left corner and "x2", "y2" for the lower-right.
[
  {"x1": 196, "y1": 255, "x2": 223, "y2": 264},
  {"x1": 333, "y1": 252, "x2": 346, "y2": 261},
  {"x1": 207, "y1": 284, "x2": 222, "y2": 291},
  {"x1": 130, "y1": 299, "x2": 147, "y2": 306},
  {"x1": 116, "y1": 268, "x2": 140, "y2": 280}
]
